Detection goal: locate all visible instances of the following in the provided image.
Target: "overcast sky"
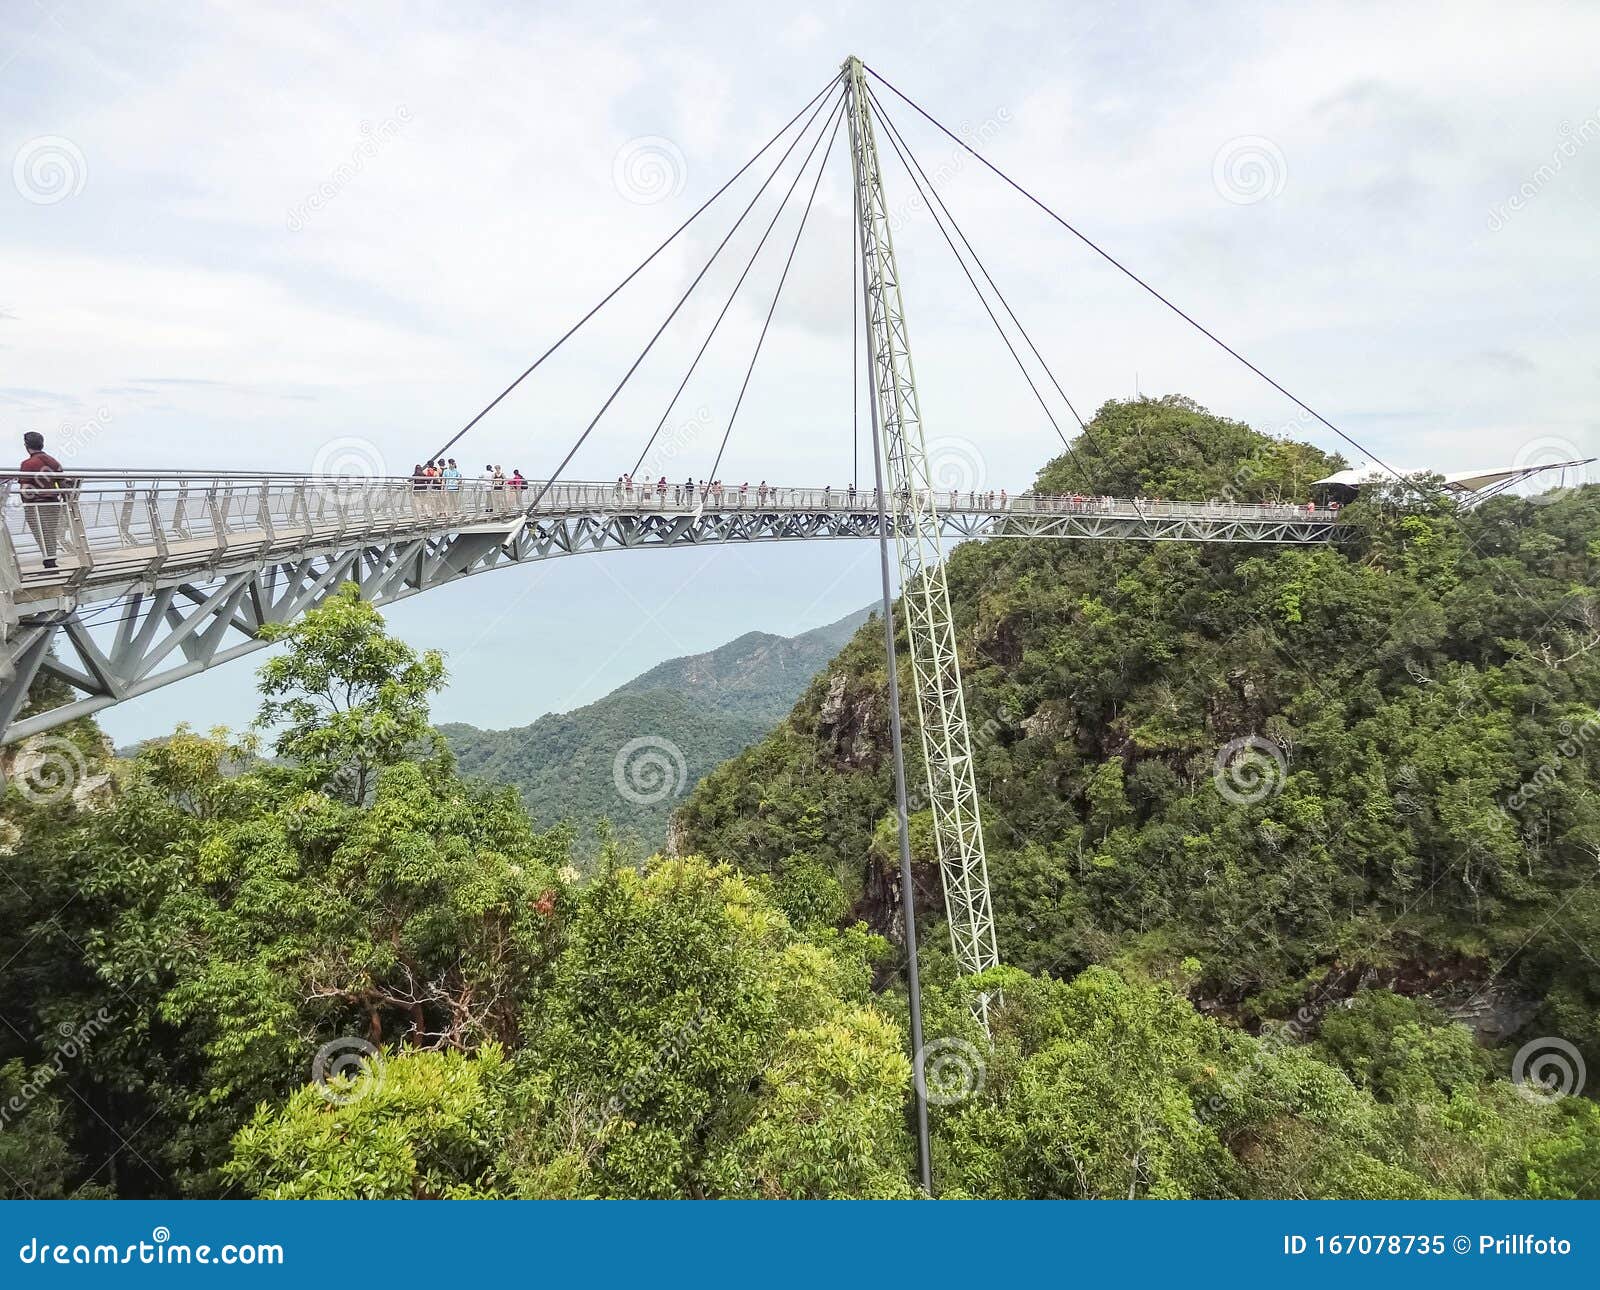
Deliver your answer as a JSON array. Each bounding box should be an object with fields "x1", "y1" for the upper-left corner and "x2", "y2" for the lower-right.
[{"x1": 3, "y1": 0, "x2": 1596, "y2": 744}]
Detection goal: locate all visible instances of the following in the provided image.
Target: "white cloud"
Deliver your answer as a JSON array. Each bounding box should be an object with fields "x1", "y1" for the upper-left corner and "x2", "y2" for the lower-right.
[{"x1": 2, "y1": 0, "x2": 1595, "y2": 738}]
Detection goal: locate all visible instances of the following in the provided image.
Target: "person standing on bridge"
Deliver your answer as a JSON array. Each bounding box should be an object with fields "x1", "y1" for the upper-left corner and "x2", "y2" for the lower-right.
[
  {"x1": 510, "y1": 469, "x2": 526, "y2": 492},
  {"x1": 16, "y1": 431, "x2": 71, "y2": 569}
]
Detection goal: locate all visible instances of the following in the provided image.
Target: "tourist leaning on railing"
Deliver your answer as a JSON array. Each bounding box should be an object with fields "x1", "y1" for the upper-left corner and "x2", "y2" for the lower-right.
[{"x1": 15, "y1": 432, "x2": 78, "y2": 570}]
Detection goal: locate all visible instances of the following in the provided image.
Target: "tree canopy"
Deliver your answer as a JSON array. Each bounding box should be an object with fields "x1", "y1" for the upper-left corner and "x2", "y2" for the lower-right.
[{"x1": 3, "y1": 395, "x2": 1595, "y2": 1201}]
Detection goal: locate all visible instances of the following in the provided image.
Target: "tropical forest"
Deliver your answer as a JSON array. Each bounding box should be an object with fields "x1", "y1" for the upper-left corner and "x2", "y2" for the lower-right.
[{"x1": 3, "y1": 398, "x2": 1597, "y2": 1200}]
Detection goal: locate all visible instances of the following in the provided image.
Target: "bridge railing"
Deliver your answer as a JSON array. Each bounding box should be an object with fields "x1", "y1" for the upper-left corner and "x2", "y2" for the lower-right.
[
  {"x1": 0, "y1": 471, "x2": 1343, "y2": 583},
  {"x1": 0, "y1": 474, "x2": 520, "y2": 578}
]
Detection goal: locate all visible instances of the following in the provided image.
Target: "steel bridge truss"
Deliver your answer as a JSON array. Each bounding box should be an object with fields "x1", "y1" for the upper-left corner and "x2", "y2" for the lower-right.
[{"x1": 0, "y1": 491, "x2": 1338, "y2": 744}]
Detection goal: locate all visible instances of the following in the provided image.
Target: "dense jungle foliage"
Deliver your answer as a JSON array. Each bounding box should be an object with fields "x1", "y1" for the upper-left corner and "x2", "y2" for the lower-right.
[{"x1": 1, "y1": 397, "x2": 1595, "y2": 1199}]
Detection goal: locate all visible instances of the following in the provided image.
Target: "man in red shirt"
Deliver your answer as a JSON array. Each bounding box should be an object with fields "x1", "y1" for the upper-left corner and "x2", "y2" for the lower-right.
[{"x1": 18, "y1": 431, "x2": 68, "y2": 569}]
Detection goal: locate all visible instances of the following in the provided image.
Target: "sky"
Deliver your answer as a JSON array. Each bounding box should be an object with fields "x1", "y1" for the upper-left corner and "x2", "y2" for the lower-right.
[{"x1": 2, "y1": 0, "x2": 1596, "y2": 744}]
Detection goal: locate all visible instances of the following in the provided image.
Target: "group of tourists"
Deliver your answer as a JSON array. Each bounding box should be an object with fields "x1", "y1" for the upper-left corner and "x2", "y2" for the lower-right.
[
  {"x1": 596, "y1": 481, "x2": 1339, "y2": 515},
  {"x1": 611, "y1": 476, "x2": 780, "y2": 507},
  {"x1": 412, "y1": 460, "x2": 528, "y2": 492},
  {"x1": 410, "y1": 460, "x2": 528, "y2": 512}
]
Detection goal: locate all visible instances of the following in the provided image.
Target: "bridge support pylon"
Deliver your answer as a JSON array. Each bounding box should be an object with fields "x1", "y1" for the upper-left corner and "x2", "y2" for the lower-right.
[{"x1": 844, "y1": 56, "x2": 1000, "y2": 1022}]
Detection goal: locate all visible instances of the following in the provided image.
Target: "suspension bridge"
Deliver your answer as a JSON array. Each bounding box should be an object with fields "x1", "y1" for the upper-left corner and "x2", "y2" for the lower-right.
[{"x1": 5, "y1": 56, "x2": 1552, "y2": 1118}]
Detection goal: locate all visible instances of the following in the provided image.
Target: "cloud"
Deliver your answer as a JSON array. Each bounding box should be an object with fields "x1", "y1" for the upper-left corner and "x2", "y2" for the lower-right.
[
  {"x1": 4, "y1": 0, "x2": 1599, "y2": 739},
  {"x1": 1468, "y1": 349, "x2": 1538, "y2": 376}
]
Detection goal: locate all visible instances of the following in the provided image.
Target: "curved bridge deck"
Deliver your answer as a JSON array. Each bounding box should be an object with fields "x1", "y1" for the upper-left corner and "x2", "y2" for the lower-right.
[{"x1": 0, "y1": 473, "x2": 1341, "y2": 741}]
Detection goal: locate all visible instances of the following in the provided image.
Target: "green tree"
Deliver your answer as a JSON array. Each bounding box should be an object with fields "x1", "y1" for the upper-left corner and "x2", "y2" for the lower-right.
[
  {"x1": 224, "y1": 856, "x2": 914, "y2": 1200},
  {"x1": 255, "y1": 582, "x2": 447, "y2": 804}
]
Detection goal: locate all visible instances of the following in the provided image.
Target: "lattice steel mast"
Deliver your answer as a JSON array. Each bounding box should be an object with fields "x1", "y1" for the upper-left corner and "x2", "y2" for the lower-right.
[{"x1": 843, "y1": 56, "x2": 1000, "y2": 1004}]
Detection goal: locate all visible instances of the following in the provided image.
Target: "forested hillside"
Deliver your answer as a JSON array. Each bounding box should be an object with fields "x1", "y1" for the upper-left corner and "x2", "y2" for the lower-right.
[
  {"x1": 678, "y1": 397, "x2": 1600, "y2": 1115},
  {"x1": 2, "y1": 397, "x2": 1596, "y2": 1200},
  {"x1": 439, "y1": 607, "x2": 870, "y2": 854}
]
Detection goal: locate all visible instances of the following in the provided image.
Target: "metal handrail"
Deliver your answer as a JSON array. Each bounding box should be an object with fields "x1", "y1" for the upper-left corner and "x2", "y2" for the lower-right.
[{"x1": 0, "y1": 474, "x2": 1342, "y2": 588}]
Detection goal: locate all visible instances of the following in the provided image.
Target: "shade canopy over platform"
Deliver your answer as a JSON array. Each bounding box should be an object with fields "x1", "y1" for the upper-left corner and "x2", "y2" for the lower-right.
[{"x1": 1313, "y1": 458, "x2": 1595, "y2": 504}]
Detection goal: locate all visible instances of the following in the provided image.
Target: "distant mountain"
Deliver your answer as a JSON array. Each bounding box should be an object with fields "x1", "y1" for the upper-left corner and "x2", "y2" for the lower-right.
[{"x1": 439, "y1": 605, "x2": 874, "y2": 855}]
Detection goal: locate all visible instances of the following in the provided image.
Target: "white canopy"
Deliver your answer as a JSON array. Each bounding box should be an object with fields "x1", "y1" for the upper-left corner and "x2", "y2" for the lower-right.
[{"x1": 1313, "y1": 459, "x2": 1594, "y2": 495}]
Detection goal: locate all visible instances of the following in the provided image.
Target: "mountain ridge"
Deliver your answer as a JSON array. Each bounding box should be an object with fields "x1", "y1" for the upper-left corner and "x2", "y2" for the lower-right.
[{"x1": 440, "y1": 603, "x2": 875, "y2": 853}]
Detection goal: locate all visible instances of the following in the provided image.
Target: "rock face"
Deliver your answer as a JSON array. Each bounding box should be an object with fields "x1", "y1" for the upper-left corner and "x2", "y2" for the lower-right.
[
  {"x1": 1432, "y1": 981, "x2": 1543, "y2": 1045},
  {"x1": 1212, "y1": 957, "x2": 1545, "y2": 1045},
  {"x1": 815, "y1": 672, "x2": 883, "y2": 771}
]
